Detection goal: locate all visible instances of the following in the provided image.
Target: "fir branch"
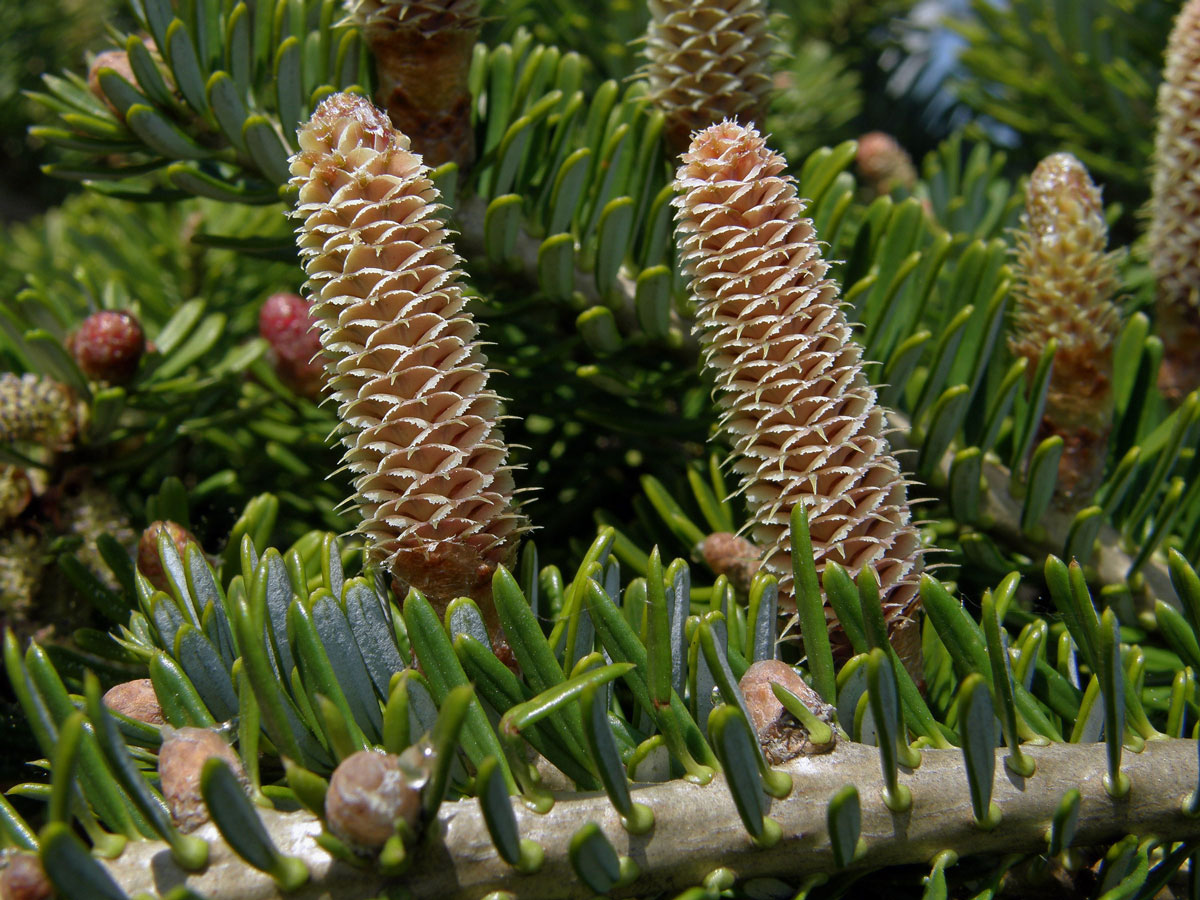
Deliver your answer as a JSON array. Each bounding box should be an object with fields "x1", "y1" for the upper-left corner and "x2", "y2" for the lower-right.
[{"x1": 67, "y1": 740, "x2": 1200, "y2": 900}]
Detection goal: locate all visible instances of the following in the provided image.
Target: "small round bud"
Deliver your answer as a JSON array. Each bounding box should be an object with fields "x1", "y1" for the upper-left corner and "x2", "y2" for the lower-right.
[
  {"x1": 325, "y1": 749, "x2": 422, "y2": 849},
  {"x1": 158, "y1": 727, "x2": 247, "y2": 832},
  {"x1": 738, "y1": 659, "x2": 836, "y2": 764},
  {"x1": 103, "y1": 678, "x2": 164, "y2": 725},
  {"x1": 258, "y1": 292, "x2": 324, "y2": 399},
  {"x1": 137, "y1": 520, "x2": 200, "y2": 594},
  {"x1": 855, "y1": 131, "x2": 917, "y2": 196},
  {"x1": 70, "y1": 311, "x2": 145, "y2": 385},
  {"x1": 0, "y1": 852, "x2": 54, "y2": 900}
]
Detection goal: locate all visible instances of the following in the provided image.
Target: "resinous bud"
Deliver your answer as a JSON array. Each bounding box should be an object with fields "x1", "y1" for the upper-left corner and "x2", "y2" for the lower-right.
[{"x1": 325, "y1": 749, "x2": 424, "y2": 849}]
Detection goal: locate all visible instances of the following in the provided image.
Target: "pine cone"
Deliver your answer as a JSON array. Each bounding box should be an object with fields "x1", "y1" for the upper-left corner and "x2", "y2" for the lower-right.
[
  {"x1": 1009, "y1": 153, "x2": 1120, "y2": 509},
  {"x1": 1149, "y1": 0, "x2": 1200, "y2": 403},
  {"x1": 642, "y1": 0, "x2": 774, "y2": 155},
  {"x1": 345, "y1": 0, "x2": 479, "y2": 170},
  {"x1": 289, "y1": 93, "x2": 526, "y2": 612},
  {"x1": 673, "y1": 121, "x2": 923, "y2": 665}
]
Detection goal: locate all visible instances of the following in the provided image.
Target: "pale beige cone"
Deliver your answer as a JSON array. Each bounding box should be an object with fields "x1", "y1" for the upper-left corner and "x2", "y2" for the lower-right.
[
  {"x1": 642, "y1": 0, "x2": 773, "y2": 154},
  {"x1": 673, "y1": 121, "x2": 923, "y2": 669},
  {"x1": 1149, "y1": 0, "x2": 1200, "y2": 403},
  {"x1": 289, "y1": 93, "x2": 525, "y2": 611}
]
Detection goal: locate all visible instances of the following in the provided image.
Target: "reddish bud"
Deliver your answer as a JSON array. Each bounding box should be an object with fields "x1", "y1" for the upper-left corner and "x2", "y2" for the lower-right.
[
  {"x1": 158, "y1": 727, "x2": 247, "y2": 832},
  {"x1": 70, "y1": 311, "x2": 145, "y2": 384},
  {"x1": 137, "y1": 520, "x2": 200, "y2": 593},
  {"x1": 856, "y1": 131, "x2": 917, "y2": 196},
  {"x1": 258, "y1": 292, "x2": 324, "y2": 399},
  {"x1": 0, "y1": 852, "x2": 54, "y2": 900}
]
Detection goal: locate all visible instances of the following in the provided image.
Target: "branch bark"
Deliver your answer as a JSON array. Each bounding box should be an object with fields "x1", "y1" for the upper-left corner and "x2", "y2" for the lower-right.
[{"x1": 88, "y1": 739, "x2": 1200, "y2": 900}]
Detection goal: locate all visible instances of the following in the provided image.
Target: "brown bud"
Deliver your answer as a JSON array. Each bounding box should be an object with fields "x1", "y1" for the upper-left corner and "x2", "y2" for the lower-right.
[
  {"x1": 102, "y1": 679, "x2": 164, "y2": 726},
  {"x1": 698, "y1": 532, "x2": 760, "y2": 595},
  {"x1": 87, "y1": 49, "x2": 137, "y2": 116},
  {"x1": 738, "y1": 659, "x2": 836, "y2": 764},
  {"x1": 158, "y1": 727, "x2": 247, "y2": 832},
  {"x1": 0, "y1": 852, "x2": 54, "y2": 900},
  {"x1": 325, "y1": 749, "x2": 422, "y2": 849},
  {"x1": 137, "y1": 521, "x2": 200, "y2": 593},
  {"x1": 856, "y1": 131, "x2": 917, "y2": 197}
]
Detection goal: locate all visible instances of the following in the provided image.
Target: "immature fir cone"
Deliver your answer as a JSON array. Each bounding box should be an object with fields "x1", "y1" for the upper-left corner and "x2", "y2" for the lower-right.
[
  {"x1": 1150, "y1": 0, "x2": 1200, "y2": 403},
  {"x1": 1009, "y1": 153, "x2": 1120, "y2": 508},
  {"x1": 289, "y1": 93, "x2": 525, "y2": 612},
  {"x1": 345, "y1": 0, "x2": 479, "y2": 169},
  {"x1": 642, "y1": 0, "x2": 774, "y2": 154},
  {"x1": 674, "y1": 121, "x2": 923, "y2": 665}
]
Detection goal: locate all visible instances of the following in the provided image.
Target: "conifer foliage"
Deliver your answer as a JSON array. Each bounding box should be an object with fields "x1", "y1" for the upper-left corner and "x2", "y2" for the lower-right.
[{"x1": 5, "y1": 1, "x2": 1200, "y2": 899}]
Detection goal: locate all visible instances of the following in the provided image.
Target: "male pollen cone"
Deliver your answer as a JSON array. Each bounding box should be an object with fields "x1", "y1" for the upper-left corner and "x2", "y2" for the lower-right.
[
  {"x1": 673, "y1": 120, "x2": 923, "y2": 673},
  {"x1": 289, "y1": 93, "x2": 526, "y2": 613}
]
